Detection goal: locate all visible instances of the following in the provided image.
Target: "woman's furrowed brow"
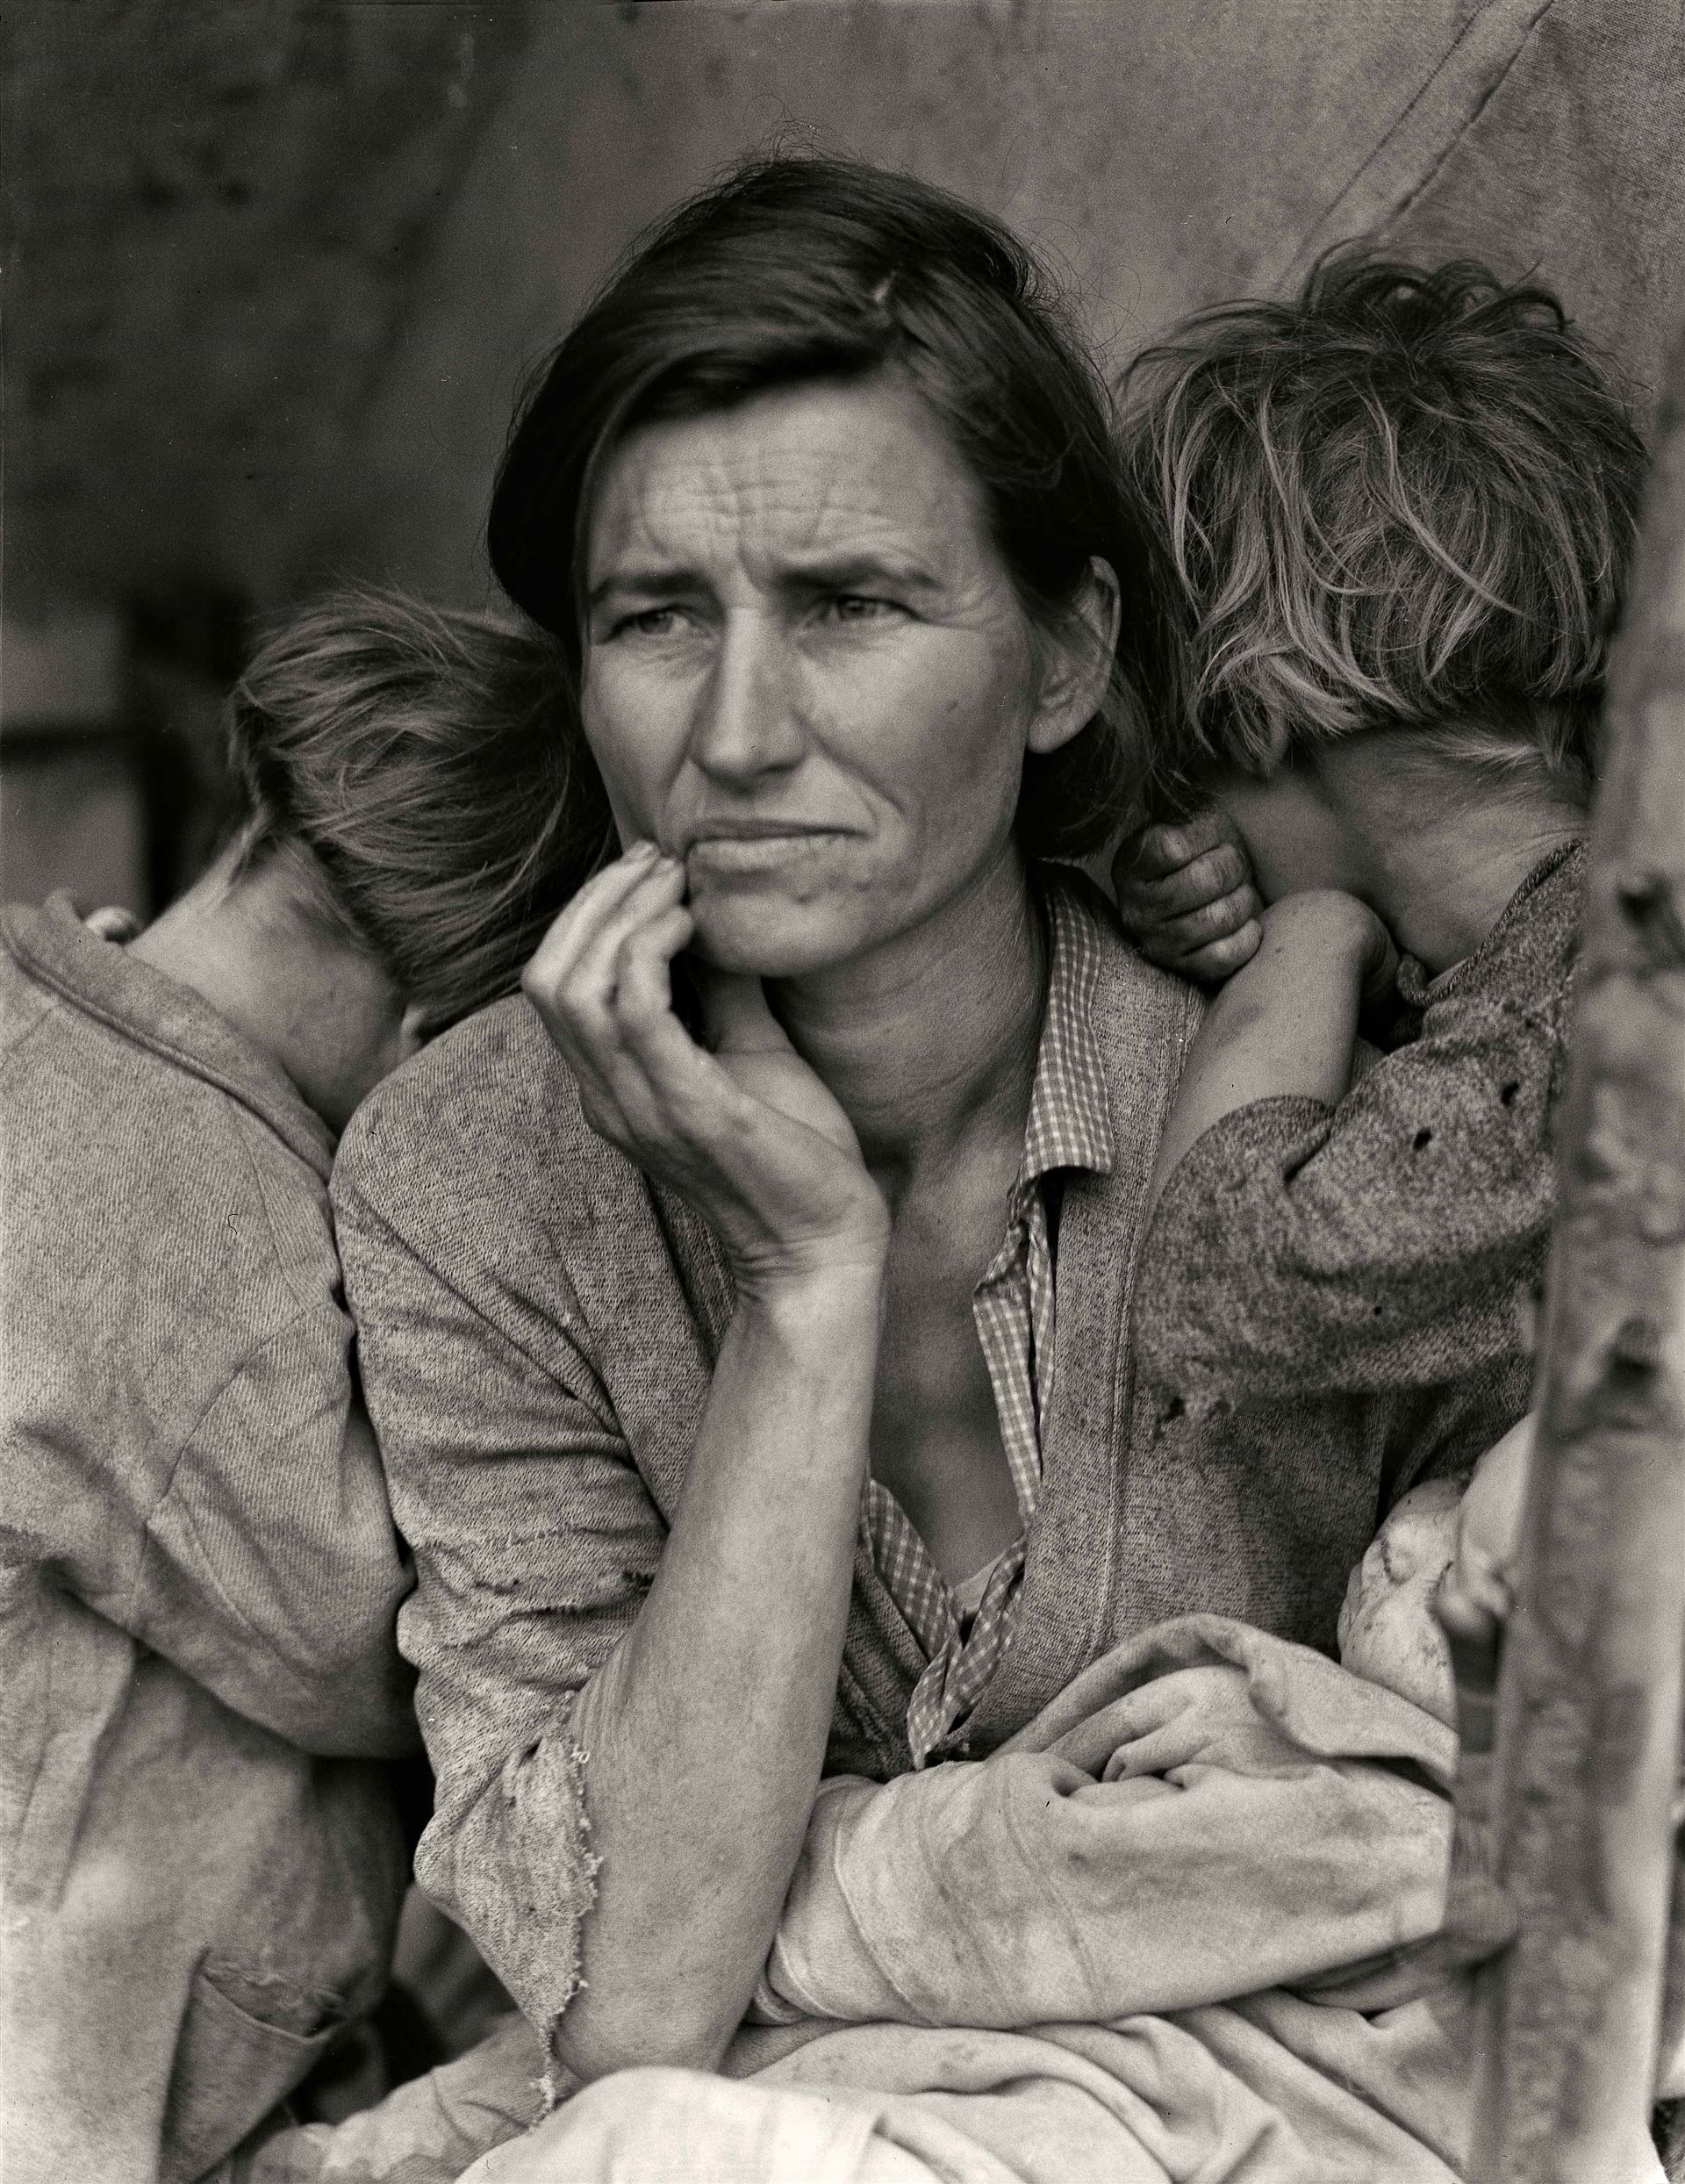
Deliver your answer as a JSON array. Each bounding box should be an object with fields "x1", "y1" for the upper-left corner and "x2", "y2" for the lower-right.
[
  {"x1": 589, "y1": 550, "x2": 945, "y2": 608},
  {"x1": 774, "y1": 550, "x2": 945, "y2": 596},
  {"x1": 588, "y1": 562, "x2": 705, "y2": 608}
]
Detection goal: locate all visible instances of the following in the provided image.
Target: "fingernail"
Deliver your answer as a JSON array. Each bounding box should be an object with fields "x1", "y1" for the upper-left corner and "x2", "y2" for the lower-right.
[{"x1": 626, "y1": 839, "x2": 659, "y2": 863}]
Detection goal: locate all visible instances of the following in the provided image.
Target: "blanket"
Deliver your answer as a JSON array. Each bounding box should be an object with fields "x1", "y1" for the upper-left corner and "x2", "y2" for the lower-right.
[{"x1": 453, "y1": 1616, "x2": 1483, "y2": 2183}]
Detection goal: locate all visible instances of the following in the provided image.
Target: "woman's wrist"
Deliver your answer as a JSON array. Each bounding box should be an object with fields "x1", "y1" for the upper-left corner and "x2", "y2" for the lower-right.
[{"x1": 732, "y1": 1241, "x2": 889, "y2": 1334}]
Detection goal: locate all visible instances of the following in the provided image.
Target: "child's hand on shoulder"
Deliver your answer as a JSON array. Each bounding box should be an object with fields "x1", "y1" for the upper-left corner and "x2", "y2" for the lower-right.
[{"x1": 1112, "y1": 808, "x2": 1263, "y2": 983}]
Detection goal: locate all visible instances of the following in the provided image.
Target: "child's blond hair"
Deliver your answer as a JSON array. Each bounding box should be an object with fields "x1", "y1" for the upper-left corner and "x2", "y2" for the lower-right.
[{"x1": 1119, "y1": 253, "x2": 1646, "y2": 811}]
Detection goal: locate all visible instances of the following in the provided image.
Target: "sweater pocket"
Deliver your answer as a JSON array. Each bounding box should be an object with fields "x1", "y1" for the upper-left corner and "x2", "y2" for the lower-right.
[{"x1": 160, "y1": 1959, "x2": 341, "y2": 2184}]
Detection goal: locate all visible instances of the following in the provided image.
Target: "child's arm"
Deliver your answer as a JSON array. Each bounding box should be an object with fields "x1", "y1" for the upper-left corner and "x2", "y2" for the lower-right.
[
  {"x1": 1135, "y1": 915, "x2": 1566, "y2": 1411},
  {"x1": 1144, "y1": 889, "x2": 1396, "y2": 1218},
  {"x1": 111, "y1": 1340, "x2": 420, "y2": 1759}
]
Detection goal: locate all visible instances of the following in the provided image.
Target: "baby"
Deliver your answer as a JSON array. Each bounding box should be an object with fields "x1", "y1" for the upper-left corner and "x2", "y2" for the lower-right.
[
  {"x1": 1111, "y1": 254, "x2": 1644, "y2": 1605},
  {"x1": 1339, "y1": 1411, "x2": 1531, "y2": 1723}
]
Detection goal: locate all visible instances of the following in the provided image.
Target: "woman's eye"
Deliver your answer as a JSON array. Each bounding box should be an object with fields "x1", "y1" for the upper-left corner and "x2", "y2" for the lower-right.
[
  {"x1": 823, "y1": 594, "x2": 901, "y2": 625},
  {"x1": 610, "y1": 606, "x2": 686, "y2": 639}
]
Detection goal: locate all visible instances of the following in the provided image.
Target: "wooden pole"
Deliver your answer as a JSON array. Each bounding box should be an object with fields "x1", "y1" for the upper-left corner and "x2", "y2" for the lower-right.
[{"x1": 1468, "y1": 330, "x2": 1685, "y2": 2180}]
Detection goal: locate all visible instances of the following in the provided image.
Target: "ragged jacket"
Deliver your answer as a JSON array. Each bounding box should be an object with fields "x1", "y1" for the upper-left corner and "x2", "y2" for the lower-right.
[
  {"x1": 0, "y1": 896, "x2": 419, "y2": 2184},
  {"x1": 1134, "y1": 844, "x2": 1580, "y2": 1460}
]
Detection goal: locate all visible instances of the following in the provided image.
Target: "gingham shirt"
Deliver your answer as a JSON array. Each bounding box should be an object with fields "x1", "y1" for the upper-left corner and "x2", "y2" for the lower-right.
[{"x1": 863, "y1": 882, "x2": 1114, "y2": 1765}]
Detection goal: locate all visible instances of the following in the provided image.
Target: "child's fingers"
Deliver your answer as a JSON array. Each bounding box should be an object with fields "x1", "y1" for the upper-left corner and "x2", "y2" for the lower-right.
[
  {"x1": 1138, "y1": 887, "x2": 1262, "y2": 959},
  {"x1": 1435, "y1": 1571, "x2": 1504, "y2": 1753},
  {"x1": 1115, "y1": 808, "x2": 1240, "y2": 884},
  {"x1": 1173, "y1": 920, "x2": 1263, "y2": 984},
  {"x1": 1120, "y1": 840, "x2": 1253, "y2": 922}
]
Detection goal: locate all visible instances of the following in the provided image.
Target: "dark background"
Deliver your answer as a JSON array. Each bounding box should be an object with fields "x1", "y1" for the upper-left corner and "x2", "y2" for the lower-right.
[{"x1": 5, "y1": 0, "x2": 1681, "y2": 920}]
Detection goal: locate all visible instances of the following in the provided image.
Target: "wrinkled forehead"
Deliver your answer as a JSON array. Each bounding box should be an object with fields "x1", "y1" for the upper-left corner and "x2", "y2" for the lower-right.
[{"x1": 584, "y1": 376, "x2": 996, "y2": 592}]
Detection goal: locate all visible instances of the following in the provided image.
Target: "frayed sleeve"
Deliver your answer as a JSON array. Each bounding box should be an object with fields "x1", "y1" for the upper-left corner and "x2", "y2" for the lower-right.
[
  {"x1": 332, "y1": 1170, "x2": 666, "y2": 2038},
  {"x1": 1135, "y1": 989, "x2": 1560, "y2": 1409}
]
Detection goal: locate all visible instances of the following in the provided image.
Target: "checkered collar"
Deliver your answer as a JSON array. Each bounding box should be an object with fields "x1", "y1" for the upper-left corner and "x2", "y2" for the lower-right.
[{"x1": 1017, "y1": 874, "x2": 1115, "y2": 1193}]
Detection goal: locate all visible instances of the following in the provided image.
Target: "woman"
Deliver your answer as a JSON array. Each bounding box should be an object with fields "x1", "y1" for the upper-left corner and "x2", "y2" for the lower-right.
[
  {"x1": 1, "y1": 589, "x2": 608, "y2": 2184},
  {"x1": 331, "y1": 157, "x2": 1427, "y2": 2098}
]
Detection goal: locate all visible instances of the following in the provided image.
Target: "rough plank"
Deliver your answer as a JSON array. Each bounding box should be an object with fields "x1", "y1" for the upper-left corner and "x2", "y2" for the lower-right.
[{"x1": 1471, "y1": 323, "x2": 1685, "y2": 2178}]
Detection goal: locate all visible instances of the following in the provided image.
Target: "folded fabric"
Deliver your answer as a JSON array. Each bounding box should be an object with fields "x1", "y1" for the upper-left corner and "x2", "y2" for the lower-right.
[
  {"x1": 455, "y1": 1618, "x2": 1490, "y2": 2183},
  {"x1": 221, "y1": 2012, "x2": 544, "y2": 2184},
  {"x1": 756, "y1": 1614, "x2": 1458, "y2": 2031}
]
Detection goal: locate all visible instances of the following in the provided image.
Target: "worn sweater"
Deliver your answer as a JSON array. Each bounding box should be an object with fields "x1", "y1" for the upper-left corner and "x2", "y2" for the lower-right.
[
  {"x1": 331, "y1": 879, "x2": 1441, "y2": 2045},
  {"x1": 1134, "y1": 842, "x2": 1581, "y2": 1498},
  {"x1": 0, "y1": 895, "x2": 417, "y2": 2184}
]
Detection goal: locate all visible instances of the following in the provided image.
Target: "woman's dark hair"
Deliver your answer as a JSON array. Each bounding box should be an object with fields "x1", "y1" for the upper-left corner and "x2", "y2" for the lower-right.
[
  {"x1": 489, "y1": 154, "x2": 1178, "y2": 858},
  {"x1": 1117, "y1": 250, "x2": 1646, "y2": 810},
  {"x1": 226, "y1": 586, "x2": 613, "y2": 1028}
]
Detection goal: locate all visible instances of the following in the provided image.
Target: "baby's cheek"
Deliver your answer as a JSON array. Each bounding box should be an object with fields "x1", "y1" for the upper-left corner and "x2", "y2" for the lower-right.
[
  {"x1": 1341, "y1": 1578, "x2": 1458, "y2": 1726},
  {"x1": 1337, "y1": 1537, "x2": 1391, "y2": 1658}
]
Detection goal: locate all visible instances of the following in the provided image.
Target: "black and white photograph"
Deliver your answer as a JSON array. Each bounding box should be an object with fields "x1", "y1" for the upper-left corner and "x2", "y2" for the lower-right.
[{"x1": 4, "y1": 4, "x2": 1684, "y2": 2178}]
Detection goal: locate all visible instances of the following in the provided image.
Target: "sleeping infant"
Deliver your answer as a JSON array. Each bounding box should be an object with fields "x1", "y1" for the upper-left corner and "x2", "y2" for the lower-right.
[{"x1": 1337, "y1": 1412, "x2": 1532, "y2": 1723}]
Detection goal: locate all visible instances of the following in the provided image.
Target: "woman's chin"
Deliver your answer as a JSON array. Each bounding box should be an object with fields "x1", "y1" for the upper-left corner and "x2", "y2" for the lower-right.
[{"x1": 686, "y1": 894, "x2": 874, "y2": 981}]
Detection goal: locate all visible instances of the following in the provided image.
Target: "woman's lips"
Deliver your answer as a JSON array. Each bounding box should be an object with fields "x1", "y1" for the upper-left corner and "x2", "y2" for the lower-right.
[{"x1": 685, "y1": 829, "x2": 851, "y2": 875}]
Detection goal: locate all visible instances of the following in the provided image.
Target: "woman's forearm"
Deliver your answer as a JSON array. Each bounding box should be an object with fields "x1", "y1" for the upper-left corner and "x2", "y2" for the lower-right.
[{"x1": 556, "y1": 1261, "x2": 884, "y2": 2083}]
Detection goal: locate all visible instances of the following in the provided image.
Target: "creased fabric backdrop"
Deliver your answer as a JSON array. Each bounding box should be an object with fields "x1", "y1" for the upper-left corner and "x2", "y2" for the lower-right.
[{"x1": 9, "y1": 1, "x2": 1681, "y2": 621}]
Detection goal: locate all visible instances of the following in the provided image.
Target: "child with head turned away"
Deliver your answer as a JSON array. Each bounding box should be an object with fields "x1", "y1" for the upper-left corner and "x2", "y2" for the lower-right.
[
  {"x1": 1111, "y1": 255, "x2": 1646, "y2": 1691},
  {"x1": 0, "y1": 590, "x2": 610, "y2": 2184}
]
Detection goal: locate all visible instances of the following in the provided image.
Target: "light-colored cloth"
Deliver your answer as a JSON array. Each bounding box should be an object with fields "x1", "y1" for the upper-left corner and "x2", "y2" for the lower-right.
[
  {"x1": 0, "y1": 894, "x2": 419, "y2": 2184},
  {"x1": 751, "y1": 1615, "x2": 1457, "y2": 2037},
  {"x1": 448, "y1": 1614, "x2": 1481, "y2": 2184},
  {"x1": 869, "y1": 880, "x2": 1115, "y2": 1765},
  {"x1": 242, "y1": 1484, "x2": 1666, "y2": 2184},
  {"x1": 224, "y1": 2014, "x2": 547, "y2": 2184}
]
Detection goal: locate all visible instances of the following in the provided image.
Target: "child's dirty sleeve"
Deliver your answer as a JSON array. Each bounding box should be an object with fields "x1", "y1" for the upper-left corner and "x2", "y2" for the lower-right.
[{"x1": 1134, "y1": 981, "x2": 1564, "y2": 1410}]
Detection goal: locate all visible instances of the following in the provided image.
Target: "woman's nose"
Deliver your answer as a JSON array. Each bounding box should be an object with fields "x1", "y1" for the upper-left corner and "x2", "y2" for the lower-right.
[{"x1": 687, "y1": 614, "x2": 805, "y2": 782}]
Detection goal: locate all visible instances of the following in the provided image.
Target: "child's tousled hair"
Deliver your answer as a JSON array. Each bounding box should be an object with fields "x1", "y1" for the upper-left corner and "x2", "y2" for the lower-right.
[
  {"x1": 1118, "y1": 251, "x2": 1646, "y2": 811},
  {"x1": 225, "y1": 587, "x2": 614, "y2": 1029}
]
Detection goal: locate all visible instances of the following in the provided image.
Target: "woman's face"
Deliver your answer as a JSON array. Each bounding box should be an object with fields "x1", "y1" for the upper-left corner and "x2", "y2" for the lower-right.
[{"x1": 580, "y1": 376, "x2": 1098, "y2": 978}]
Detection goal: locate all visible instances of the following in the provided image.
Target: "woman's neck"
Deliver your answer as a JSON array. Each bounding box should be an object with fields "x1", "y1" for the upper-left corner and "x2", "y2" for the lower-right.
[{"x1": 770, "y1": 846, "x2": 1047, "y2": 1202}]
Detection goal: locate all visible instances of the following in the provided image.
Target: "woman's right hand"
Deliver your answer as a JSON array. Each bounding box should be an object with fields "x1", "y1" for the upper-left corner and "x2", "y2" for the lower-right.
[{"x1": 522, "y1": 844, "x2": 890, "y2": 1293}]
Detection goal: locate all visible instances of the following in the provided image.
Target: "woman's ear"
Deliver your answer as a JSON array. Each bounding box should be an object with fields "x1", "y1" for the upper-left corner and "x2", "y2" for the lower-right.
[{"x1": 1026, "y1": 557, "x2": 1122, "y2": 757}]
